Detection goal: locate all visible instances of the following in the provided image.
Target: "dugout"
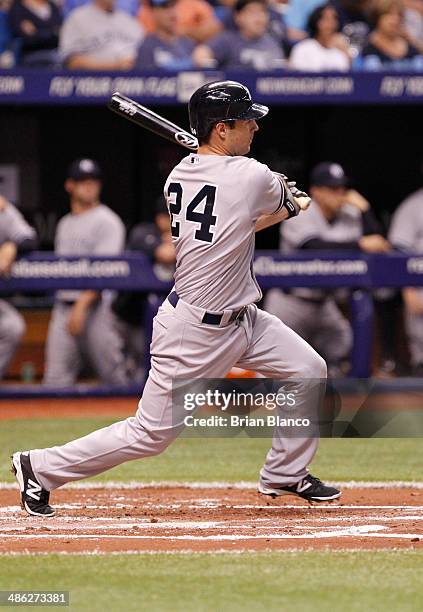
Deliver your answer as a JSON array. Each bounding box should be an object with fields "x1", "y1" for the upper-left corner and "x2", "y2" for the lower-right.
[{"x1": 0, "y1": 70, "x2": 422, "y2": 384}]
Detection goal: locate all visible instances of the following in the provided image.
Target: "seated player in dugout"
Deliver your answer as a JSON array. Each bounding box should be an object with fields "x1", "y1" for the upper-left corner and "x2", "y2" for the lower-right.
[
  {"x1": 389, "y1": 173, "x2": 423, "y2": 376},
  {"x1": 0, "y1": 194, "x2": 38, "y2": 380},
  {"x1": 43, "y1": 159, "x2": 129, "y2": 387},
  {"x1": 112, "y1": 197, "x2": 176, "y2": 382},
  {"x1": 264, "y1": 162, "x2": 390, "y2": 377}
]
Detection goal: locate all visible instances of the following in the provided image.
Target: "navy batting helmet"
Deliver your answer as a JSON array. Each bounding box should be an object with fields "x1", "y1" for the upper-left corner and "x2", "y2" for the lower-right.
[{"x1": 188, "y1": 80, "x2": 269, "y2": 141}]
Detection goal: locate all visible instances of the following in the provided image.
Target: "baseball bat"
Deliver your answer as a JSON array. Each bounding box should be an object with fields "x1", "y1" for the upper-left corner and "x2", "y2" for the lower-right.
[{"x1": 108, "y1": 92, "x2": 199, "y2": 151}]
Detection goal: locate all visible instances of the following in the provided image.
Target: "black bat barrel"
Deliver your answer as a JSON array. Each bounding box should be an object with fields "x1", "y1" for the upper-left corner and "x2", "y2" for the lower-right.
[{"x1": 109, "y1": 92, "x2": 199, "y2": 151}]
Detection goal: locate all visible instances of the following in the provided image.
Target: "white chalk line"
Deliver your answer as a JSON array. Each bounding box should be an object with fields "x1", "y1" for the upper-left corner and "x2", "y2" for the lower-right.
[
  {"x1": 2, "y1": 504, "x2": 423, "y2": 514},
  {"x1": 1, "y1": 516, "x2": 423, "y2": 534},
  {"x1": 0, "y1": 521, "x2": 224, "y2": 531},
  {"x1": 0, "y1": 524, "x2": 421, "y2": 540},
  {"x1": 229, "y1": 505, "x2": 423, "y2": 510},
  {"x1": 2, "y1": 480, "x2": 423, "y2": 490}
]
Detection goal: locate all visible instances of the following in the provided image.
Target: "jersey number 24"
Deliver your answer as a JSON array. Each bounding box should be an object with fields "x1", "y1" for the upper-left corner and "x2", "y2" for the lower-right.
[{"x1": 167, "y1": 183, "x2": 217, "y2": 243}]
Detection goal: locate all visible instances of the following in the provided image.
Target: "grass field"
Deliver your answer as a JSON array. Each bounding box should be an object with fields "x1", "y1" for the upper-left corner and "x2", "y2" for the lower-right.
[
  {"x1": 1, "y1": 552, "x2": 423, "y2": 612},
  {"x1": 1, "y1": 415, "x2": 422, "y2": 611},
  {"x1": 0, "y1": 417, "x2": 421, "y2": 483}
]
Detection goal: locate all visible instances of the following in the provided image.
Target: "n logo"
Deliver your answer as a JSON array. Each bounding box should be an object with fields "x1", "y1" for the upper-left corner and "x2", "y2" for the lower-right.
[
  {"x1": 26, "y1": 478, "x2": 41, "y2": 500},
  {"x1": 296, "y1": 480, "x2": 312, "y2": 493}
]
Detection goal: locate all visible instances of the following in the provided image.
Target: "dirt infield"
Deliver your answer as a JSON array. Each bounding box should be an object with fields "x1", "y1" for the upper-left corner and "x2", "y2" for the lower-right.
[
  {"x1": 1, "y1": 397, "x2": 422, "y2": 553},
  {"x1": 1, "y1": 485, "x2": 422, "y2": 553},
  {"x1": 0, "y1": 398, "x2": 136, "y2": 420}
]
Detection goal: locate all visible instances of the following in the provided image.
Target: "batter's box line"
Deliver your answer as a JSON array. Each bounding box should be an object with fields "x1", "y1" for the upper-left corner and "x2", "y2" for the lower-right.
[{"x1": 2, "y1": 480, "x2": 423, "y2": 490}]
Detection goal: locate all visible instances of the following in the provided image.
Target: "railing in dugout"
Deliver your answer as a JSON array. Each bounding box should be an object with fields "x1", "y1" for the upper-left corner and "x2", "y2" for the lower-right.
[{"x1": 1, "y1": 251, "x2": 423, "y2": 396}]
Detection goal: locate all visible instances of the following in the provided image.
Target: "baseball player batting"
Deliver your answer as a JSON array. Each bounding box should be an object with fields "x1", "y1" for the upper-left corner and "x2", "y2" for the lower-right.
[{"x1": 12, "y1": 80, "x2": 341, "y2": 516}]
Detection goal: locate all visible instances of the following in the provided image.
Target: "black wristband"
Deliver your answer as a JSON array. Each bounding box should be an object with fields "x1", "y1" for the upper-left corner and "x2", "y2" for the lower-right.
[
  {"x1": 272, "y1": 174, "x2": 300, "y2": 218},
  {"x1": 283, "y1": 198, "x2": 300, "y2": 219}
]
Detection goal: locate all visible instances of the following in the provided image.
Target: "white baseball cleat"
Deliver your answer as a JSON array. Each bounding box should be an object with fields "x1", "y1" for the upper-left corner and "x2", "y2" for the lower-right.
[{"x1": 11, "y1": 451, "x2": 55, "y2": 517}]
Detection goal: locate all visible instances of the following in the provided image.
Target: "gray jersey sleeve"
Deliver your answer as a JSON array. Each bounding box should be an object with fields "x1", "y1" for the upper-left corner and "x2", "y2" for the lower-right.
[
  {"x1": 247, "y1": 160, "x2": 284, "y2": 217},
  {"x1": 0, "y1": 202, "x2": 36, "y2": 246},
  {"x1": 389, "y1": 192, "x2": 423, "y2": 251},
  {"x1": 92, "y1": 216, "x2": 125, "y2": 255}
]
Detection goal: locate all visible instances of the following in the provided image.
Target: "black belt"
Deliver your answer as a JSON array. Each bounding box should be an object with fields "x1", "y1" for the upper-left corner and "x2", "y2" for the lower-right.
[{"x1": 168, "y1": 291, "x2": 247, "y2": 325}]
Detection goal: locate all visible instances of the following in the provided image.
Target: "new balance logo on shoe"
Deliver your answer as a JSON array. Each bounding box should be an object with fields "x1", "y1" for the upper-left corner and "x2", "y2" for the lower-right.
[
  {"x1": 296, "y1": 480, "x2": 313, "y2": 493},
  {"x1": 26, "y1": 479, "x2": 42, "y2": 500}
]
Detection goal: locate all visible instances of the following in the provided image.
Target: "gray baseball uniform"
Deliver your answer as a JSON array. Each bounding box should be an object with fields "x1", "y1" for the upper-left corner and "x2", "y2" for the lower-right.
[
  {"x1": 264, "y1": 200, "x2": 361, "y2": 367},
  {"x1": 389, "y1": 188, "x2": 423, "y2": 367},
  {"x1": 0, "y1": 202, "x2": 36, "y2": 378},
  {"x1": 44, "y1": 204, "x2": 129, "y2": 386},
  {"x1": 30, "y1": 153, "x2": 326, "y2": 491}
]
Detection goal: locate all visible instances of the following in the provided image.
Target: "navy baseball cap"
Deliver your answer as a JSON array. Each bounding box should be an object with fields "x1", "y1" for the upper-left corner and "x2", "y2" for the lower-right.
[
  {"x1": 310, "y1": 162, "x2": 349, "y2": 188},
  {"x1": 67, "y1": 158, "x2": 102, "y2": 181}
]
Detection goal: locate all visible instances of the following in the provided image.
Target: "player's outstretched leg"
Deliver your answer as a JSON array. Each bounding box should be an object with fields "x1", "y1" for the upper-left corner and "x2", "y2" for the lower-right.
[
  {"x1": 236, "y1": 306, "x2": 341, "y2": 503},
  {"x1": 11, "y1": 299, "x2": 248, "y2": 515}
]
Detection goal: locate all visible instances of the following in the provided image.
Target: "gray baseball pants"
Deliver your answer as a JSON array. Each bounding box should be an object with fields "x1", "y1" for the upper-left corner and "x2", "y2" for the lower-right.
[
  {"x1": 0, "y1": 299, "x2": 25, "y2": 379},
  {"x1": 43, "y1": 300, "x2": 129, "y2": 386},
  {"x1": 405, "y1": 310, "x2": 423, "y2": 367},
  {"x1": 265, "y1": 290, "x2": 352, "y2": 365},
  {"x1": 31, "y1": 297, "x2": 326, "y2": 491}
]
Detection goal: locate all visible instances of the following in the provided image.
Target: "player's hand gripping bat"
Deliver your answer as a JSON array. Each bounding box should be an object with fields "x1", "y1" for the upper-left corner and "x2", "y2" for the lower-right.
[{"x1": 108, "y1": 92, "x2": 311, "y2": 211}]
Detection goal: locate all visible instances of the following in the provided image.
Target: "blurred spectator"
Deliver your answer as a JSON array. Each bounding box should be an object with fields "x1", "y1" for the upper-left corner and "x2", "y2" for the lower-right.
[
  {"x1": 389, "y1": 182, "x2": 423, "y2": 376},
  {"x1": 217, "y1": 0, "x2": 289, "y2": 51},
  {"x1": 8, "y1": 0, "x2": 61, "y2": 66},
  {"x1": 284, "y1": 0, "x2": 324, "y2": 41},
  {"x1": 264, "y1": 162, "x2": 390, "y2": 377},
  {"x1": 134, "y1": 0, "x2": 195, "y2": 70},
  {"x1": 138, "y1": 0, "x2": 221, "y2": 43},
  {"x1": 404, "y1": 0, "x2": 423, "y2": 52},
  {"x1": 112, "y1": 197, "x2": 176, "y2": 383},
  {"x1": 290, "y1": 3, "x2": 351, "y2": 71},
  {"x1": 59, "y1": 0, "x2": 143, "y2": 70},
  {"x1": 62, "y1": 0, "x2": 139, "y2": 18},
  {"x1": 193, "y1": 0, "x2": 285, "y2": 70},
  {"x1": 0, "y1": 194, "x2": 38, "y2": 380},
  {"x1": 359, "y1": 0, "x2": 423, "y2": 70},
  {"x1": 284, "y1": 0, "x2": 373, "y2": 52},
  {"x1": 43, "y1": 159, "x2": 129, "y2": 387},
  {"x1": 330, "y1": 0, "x2": 373, "y2": 55}
]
